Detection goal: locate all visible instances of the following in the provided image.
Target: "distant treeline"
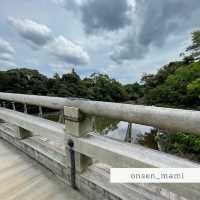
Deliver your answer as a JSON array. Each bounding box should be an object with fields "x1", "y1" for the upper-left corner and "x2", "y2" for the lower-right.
[{"x1": 0, "y1": 60, "x2": 199, "y2": 110}]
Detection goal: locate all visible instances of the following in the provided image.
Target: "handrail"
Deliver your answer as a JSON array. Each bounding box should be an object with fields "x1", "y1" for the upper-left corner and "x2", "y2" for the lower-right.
[
  {"x1": 0, "y1": 107, "x2": 198, "y2": 168},
  {"x1": 0, "y1": 92, "x2": 200, "y2": 135},
  {"x1": 0, "y1": 107, "x2": 200, "y2": 200}
]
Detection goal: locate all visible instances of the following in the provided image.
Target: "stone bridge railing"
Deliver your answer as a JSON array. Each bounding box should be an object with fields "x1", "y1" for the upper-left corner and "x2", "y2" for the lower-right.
[{"x1": 0, "y1": 92, "x2": 200, "y2": 200}]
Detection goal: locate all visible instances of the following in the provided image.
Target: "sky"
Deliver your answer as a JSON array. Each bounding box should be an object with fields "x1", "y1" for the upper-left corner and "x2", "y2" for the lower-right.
[{"x1": 0, "y1": 0, "x2": 199, "y2": 83}]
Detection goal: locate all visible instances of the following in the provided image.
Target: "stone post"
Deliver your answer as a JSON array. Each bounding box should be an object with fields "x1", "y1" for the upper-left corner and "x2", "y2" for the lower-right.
[
  {"x1": 64, "y1": 106, "x2": 92, "y2": 173},
  {"x1": 16, "y1": 127, "x2": 32, "y2": 139}
]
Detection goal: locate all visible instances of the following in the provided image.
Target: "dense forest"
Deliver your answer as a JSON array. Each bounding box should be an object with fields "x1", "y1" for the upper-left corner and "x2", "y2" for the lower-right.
[
  {"x1": 0, "y1": 31, "x2": 200, "y2": 160},
  {"x1": 0, "y1": 60, "x2": 199, "y2": 109}
]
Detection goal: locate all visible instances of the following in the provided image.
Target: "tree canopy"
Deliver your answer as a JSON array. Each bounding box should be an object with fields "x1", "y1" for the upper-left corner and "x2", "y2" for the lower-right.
[
  {"x1": 186, "y1": 31, "x2": 200, "y2": 61},
  {"x1": 0, "y1": 68, "x2": 128, "y2": 103},
  {"x1": 142, "y1": 62, "x2": 200, "y2": 109}
]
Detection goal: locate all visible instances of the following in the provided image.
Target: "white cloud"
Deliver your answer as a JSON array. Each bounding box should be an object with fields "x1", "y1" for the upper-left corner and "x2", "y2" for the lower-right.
[
  {"x1": 52, "y1": 0, "x2": 85, "y2": 6},
  {"x1": 0, "y1": 38, "x2": 15, "y2": 69},
  {"x1": 47, "y1": 35, "x2": 90, "y2": 65},
  {"x1": 0, "y1": 53, "x2": 13, "y2": 61},
  {"x1": 52, "y1": 0, "x2": 63, "y2": 3},
  {"x1": 8, "y1": 17, "x2": 90, "y2": 66},
  {"x1": 0, "y1": 60, "x2": 16, "y2": 70},
  {"x1": 0, "y1": 38, "x2": 15, "y2": 54},
  {"x1": 111, "y1": 0, "x2": 200, "y2": 64},
  {"x1": 8, "y1": 17, "x2": 53, "y2": 47}
]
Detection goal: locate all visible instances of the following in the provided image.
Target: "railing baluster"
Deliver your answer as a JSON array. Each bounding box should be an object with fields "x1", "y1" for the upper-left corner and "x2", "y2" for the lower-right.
[
  {"x1": 125, "y1": 122, "x2": 132, "y2": 143},
  {"x1": 0, "y1": 92, "x2": 200, "y2": 135},
  {"x1": 11, "y1": 102, "x2": 16, "y2": 111},
  {"x1": 2, "y1": 101, "x2": 6, "y2": 108},
  {"x1": 24, "y1": 103, "x2": 27, "y2": 114},
  {"x1": 39, "y1": 106, "x2": 43, "y2": 117},
  {"x1": 58, "y1": 109, "x2": 64, "y2": 123}
]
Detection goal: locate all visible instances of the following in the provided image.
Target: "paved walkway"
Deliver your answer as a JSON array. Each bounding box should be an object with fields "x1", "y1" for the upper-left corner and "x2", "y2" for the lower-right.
[{"x1": 0, "y1": 139, "x2": 87, "y2": 200}]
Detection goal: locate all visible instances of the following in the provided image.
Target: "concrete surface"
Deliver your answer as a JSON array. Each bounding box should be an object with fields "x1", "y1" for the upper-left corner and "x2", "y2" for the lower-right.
[
  {"x1": 0, "y1": 138, "x2": 88, "y2": 200},
  {"x1": 1, "y1": 123, "x2": 198, "y2": 200}
]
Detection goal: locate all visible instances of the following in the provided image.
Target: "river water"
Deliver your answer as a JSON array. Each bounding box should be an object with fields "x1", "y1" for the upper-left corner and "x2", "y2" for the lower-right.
[
  {"x1": 93, "y1": 116, "x2": 158, "y2": 149},
  {"x1": 44, "y1": 112, "x2": 157, "y2": 149},
  {"x1": 42, "y1": 112, "x2": 200, "y2": 162}
]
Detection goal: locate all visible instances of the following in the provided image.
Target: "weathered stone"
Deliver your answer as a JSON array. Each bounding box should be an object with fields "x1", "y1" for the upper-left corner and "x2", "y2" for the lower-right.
[
  {"x1": 65, "y1": 148, "x2": 92, "y2": 173},
  {"x1": 64, "y1": 106, "x2": 84, "y2": 122},
  {"x1": 16, "y1": 127, "x2": 32, "y2": 139},
  {"x1": 0, "y1": 123, "x2": 195, "y2": 200},
  {"x1": 64, "y1": 106, "x2": 92, "y2": 173},
  {"x1": 65, "y1": 117, "x2": 93, "y2": 138}
]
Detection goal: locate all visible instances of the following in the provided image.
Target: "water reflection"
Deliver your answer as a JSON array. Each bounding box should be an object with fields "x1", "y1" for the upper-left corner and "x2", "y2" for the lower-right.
[
  {"x1": 43, "y1": 112, "x2": 157, "y2": 149},
  {"x1": 43, "y1": 112, "x2": 200, "y2": 162},
  {"x1": 93, "y1": 117, "x2": 155, "y2": 148}
]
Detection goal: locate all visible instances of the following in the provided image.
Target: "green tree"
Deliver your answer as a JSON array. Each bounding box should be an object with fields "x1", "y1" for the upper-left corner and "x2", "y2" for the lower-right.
[
  {"x1": 186, "y1": 31, "x2": 200, "y2": 61},
  {"x1": 124, "y1": 83, "x2": 144, "y2": 103},
  {"x1": 187, "y1": 78, "x2": 200, "y2": 99},
  {"x1": 2, "y1": 68, "x2": 48, "y2": 95},
  {"x1": 145, "y1": 62, "x2": 200, "y2": 109},
  {"x1": 82, "y1": 73, "x2": 128, "y2": 102},
  {"x1": 0, "y1": 71, "x2": 9, "y2": 92}
]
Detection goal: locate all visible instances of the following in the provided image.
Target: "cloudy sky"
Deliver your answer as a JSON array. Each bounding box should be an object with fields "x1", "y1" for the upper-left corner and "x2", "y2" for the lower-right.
[{"x1": 0, "y1": 0, "x2": 199, "y2": 83}]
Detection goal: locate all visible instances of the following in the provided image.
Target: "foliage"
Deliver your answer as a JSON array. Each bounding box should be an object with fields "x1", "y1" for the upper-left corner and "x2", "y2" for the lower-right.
[
  {"x1": 142, "y1": 61, "x2": 184, "y2": 88},
  {"x1": 0, "y1": 68, "x2": 128, "y2": 103},
  {"x1": 136, "y1": 31, "x2": 200, "y2": 161},
  {"x1": 186, "y1": 31, "x2": 200, "y2": 61},
  {"x1": 124, "y1": 82, "x2": 144, "y2": 103},
  {"x1": 158, "y1": 132, "x2": 200, "y2": 161},
  {"x1": 82, "y1": 73, "x2": 128, "y2": 102},
  {"x1": 138, "y1": 129, "x2": 159, "y2": 150},
  {"x1": 187, "y1": 78, "x2": 200, "y2": 98},
  {"x1": 2, "y1": 68, "x2": 48, "y2": 95},
  {"x1": 142, "y1": 62, "x2": 200, "y2": 109}
]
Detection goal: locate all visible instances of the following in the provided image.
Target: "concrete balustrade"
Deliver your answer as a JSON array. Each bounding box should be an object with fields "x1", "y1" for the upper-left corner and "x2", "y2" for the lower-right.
[
  {"x1": 64, "y1": 106, "x2": 92, "y2": 173},
  {"x1": 0, "y1": 92, "x2": 200, "y2": 136},
  {"x1": 0, "y1": 108, "x2": 199, "y2": 199},
  {"x1": 0, "y1": 93, "x2": 200, "y2": 200},
  {"x1": 1, "y1": 107, "x2": 199, "y2": 168}
]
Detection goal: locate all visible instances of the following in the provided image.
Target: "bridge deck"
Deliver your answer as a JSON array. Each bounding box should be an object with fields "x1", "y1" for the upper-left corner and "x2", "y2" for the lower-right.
[{"x1": 0, "y1": 138, "x2": 87, "y2": 200}]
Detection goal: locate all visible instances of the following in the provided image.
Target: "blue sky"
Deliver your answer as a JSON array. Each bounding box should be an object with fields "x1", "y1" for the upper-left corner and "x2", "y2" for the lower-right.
[{"x1": 0, "y1": 0, "x2": 199, "y2": 83}]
